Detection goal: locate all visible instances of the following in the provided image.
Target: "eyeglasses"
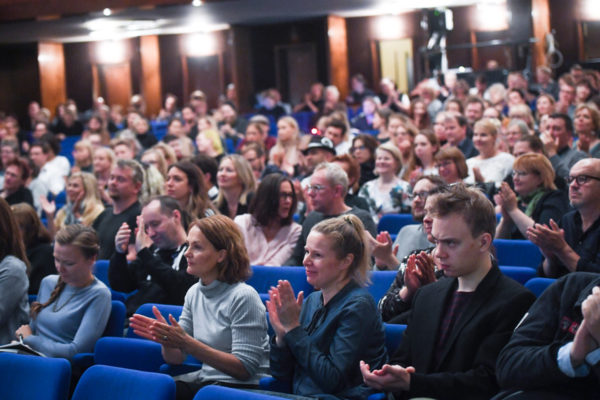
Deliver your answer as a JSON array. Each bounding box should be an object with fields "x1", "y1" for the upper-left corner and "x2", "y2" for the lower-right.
[
  {"x1": 567, "y1": 175, "x2": 600, "y2": 185},
  {"x1": 512, "y1": 170, "x2": 530, "y2": 178},
  {"x1": 279, "y1": 192, "x2": 294, "y2": 200},
  {"x1": 435, "y1": 160, "x2": 453, "y2": 169},
  {"x1": 306, "y1": 184, "x2": 328, "y2": 192},
  {"x1": 408, "y1": 191, "x2": 432, "y2": 200},
  {"x1": 351, "y1": 145, "x2": 366, "y2": 152}
]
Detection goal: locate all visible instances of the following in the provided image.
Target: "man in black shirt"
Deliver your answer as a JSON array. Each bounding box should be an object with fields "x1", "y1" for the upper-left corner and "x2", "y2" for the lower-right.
[
  {"x1": 0, "y1": 158, "x2": 33, "y2": 207},
  {"x1": 92, "y1": 159, "x2": 143, "y2": 259},
  {"x1": 109, "y1": 196, "x2": 196, "y2": 316}
]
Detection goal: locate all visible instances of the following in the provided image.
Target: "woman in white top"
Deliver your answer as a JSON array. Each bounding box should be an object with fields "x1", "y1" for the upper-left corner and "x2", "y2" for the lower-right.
[
  {"x1": 130, "y1": 215, "x2": 269, "y2": 400},
  {"x1": 359, "y1": 142, "x2": 411, "y2": 223},
  {"x1": 465, "y1": 118, "x2": 514, "y2": 187}
]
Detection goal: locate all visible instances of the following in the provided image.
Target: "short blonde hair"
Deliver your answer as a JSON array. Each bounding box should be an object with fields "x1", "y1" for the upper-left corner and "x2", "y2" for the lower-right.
[{"x1": 376, "y1": 142, "x2": 403, "y2": 175}]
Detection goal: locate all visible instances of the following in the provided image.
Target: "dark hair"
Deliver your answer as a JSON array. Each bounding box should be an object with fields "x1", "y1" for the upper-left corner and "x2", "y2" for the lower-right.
[
  {"x1": 327, "y1": 118, "x2": 347, "y2": 135},
  {"x1": 549, "y1": 112, "x2": 574, "y2": 133},
  {"x1": 40, "y1": 133, "x2": 61, "y2": 156},
  {"x1": 191, "y1": 215, "x2": 250, "y2": 283},
  {"x1": 5, "y1": 157, "x2": 31, "y2": 181},
  {"x1": 508, "y1": 88, "x2": 526, "y2": 100},
  {"x1": 434, "y1": 147, "x2": 469, "y2": 180},
  {"x1": 429, "y1": 183, "x2": 495, "y2": 238},
  {"x1": 11, "y1": 202, "x2": 52, "y2": 248},
  {"x1": 143, "y1": 195, "x2": 192, "y2": 232},
  {"x1": 191, "y1": 154, "x2": 218, "y2": 187},
  {"x1": 0, "y1": 197, "x2": 28, "y2": 269},
  {"x1": 332, "y1": 153, "x2": 361, "y2": 193},
  {"x1": 413, "y1": 174, "x2": 447, "y2": 189},
  {"x1": 516, "y1": 135, "x2": 544, "y2": 154},
  {"x1": 465, "y1": 96, "x2": 485, "y2": 109},
  {"x1": 351, "y1": 134, "x2": 378, "y2": 161},
  {"x1": 30, "y1": 224, "x2": 99, "y2": 318},
  {"x1": 249, "y1": 173, "x2": 296, "y2": 227},
  {"x1": 167, "y1": 161, "x2": 215, "y2": 218},
  {"x1": 116, "y1": 158, "x2": 145, "y2": 187}
]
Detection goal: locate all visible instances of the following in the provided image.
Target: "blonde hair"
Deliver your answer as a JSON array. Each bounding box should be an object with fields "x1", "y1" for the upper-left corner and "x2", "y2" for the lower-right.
[
  {"x1": 311, "y1": 215, "x2": 371, "y2": 287},
  {"x1": 473, "y1": 118, "x2": 499, "y2": 138},
  {"x1": 376, "y1": 142, "x2": 403, "y2": 175},
  {"x1": 55, "y1": 172, "x2": 105, "y2": 230}
]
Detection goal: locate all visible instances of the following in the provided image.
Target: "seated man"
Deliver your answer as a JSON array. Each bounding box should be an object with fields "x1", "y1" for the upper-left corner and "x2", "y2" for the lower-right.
[
  {"x1": 0, "y1": 158, "x2": 34, "y2": 207},
  {"x1": 361, "y1": 184, "x2": 535, "y2": 399},
  {"x1": 497, "y1": 272, "x2": 600, "y2": 398},
  {"x1": 109, "y1": 195, "x2": 197, "y2": 316},
  {"x1": 528, "y1": 158, "x2": 600, "y2": 278}
]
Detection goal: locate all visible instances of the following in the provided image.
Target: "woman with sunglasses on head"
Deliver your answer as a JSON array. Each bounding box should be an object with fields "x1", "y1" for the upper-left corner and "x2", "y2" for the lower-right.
[{"x1": 495, "y1": 154, "x2": 568, "y2": 240}]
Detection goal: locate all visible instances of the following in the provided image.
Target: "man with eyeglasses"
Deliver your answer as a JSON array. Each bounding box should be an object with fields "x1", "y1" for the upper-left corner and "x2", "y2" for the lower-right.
[
  {"x1": 285, "y1": 162, "x2": 376, "y2": 266},
  {"x1": 528, "y1": 158, "x2": 600, "y2": 278}
]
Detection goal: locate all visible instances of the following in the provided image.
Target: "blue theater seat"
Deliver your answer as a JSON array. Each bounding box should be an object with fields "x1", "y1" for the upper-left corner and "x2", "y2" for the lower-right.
[
  {"x1": 493, "y1": 239, "x2": 542, "y2": 268},
  {"x1": 499, "y1": 266, "x2": 538, "y2": 285},
  {"x1": 72, "y1": 364, "x2": 175, "y2": 400},
  {"x1": 247, "y1": 265, "x2": 313, "y2": 304},
  {"x1": 524, "y1": 277, "x2": 556, "y2": 298},
  {"x1": 367, "y1": 270, "x2": 397, "y2": 304},
  {"x1": 194, "y1": 385, "x2": 287, "y2": 399},
  {"x1": 0, "y1": 353, "x2": 71, "y2": 400},
  {"x1": 377, "y1": 214, "x2": 416, "y2": 235}
]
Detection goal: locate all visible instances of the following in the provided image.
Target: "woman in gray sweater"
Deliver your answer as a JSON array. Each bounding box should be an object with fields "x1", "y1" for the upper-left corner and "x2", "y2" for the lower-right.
[{"x1": 130, "y1": 215, "x2": 269, "y2": 400}]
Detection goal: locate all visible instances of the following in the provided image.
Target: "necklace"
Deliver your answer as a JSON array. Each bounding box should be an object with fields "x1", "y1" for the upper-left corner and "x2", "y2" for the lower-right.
[{"x1": 52, "y1": 289, "x2": 80, "y2": 312}]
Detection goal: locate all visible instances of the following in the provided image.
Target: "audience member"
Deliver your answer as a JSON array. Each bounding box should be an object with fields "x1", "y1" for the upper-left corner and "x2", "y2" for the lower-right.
[
  {"x1": 269, "y1": 116, "x2": 301, "y2": 177},
  {"x1": 110, "y1": 196, "x2": 196, "y2": 316},
  {"x1": 496, "y1": 272, "x2": 600, "y2": 398},
  {"x1": 495, "y1": 154, "x2": 569, "y2": 240},
  {"x1": 191, "y1": 154, "x2": 219, "y2": 201},
  {"x1": 268, "y1": 215, "x2": 388, "y2": 399},
  {"x1": 286, "y1": 162, "x2": 376, "y2": 266},
  {"x1": 0, "y1": 197, "x2": 29, "y2": 344},
  {"x1": 11, "y1": 203, "x2": 56, "y2": 295},
  {"x1": 351, "y1": 133, "x2": 378, "y2": 187},
  {"x1": 71, "y1": 139, "x2": 94, "y2": 173},
  {"x1": 360, "y1": 184, "x2": 535, "y2": 399},
  {"x1": 434, "y1": 144, "x2": 469, "y2": 185},
  {"x1": 29, "y1": 137, "x2": 70, "y2": 196},
  {"x1": 214, "y1": 155, "x2": 256, "y2": 219},
  {"x1": 442, "y1": 113, "x2": 478, "y2": 159},
  {"x1": 129, "y1": 215, "x2": 269, "y2": 399},
  {"x1": 528, "y1": 158, "x2": 600, "y2": 278},
  {"x1": 573, "y1": 103, "x2": 600, "y2": 156},
  {"x1": 359, "y1": 142, "x2": 411, "y2": 222},
  {"x1": 16, "y1": 224, "x2": 111, "y2": 360},
  {"x1": 544, "y1": 113, "x2": 588, "y2": 177},
  {"x1": 0, "y1": 158, "x2": 33, "y2": 206},
  {"x1": 166, "y1": 161, "x2": 216, "y2": 219},
  {"x1": 92, "y1": 159, "x2": 143, "y2": 259},
  {"x1": 332, "y1": 154, "x2": 370, "y2": 211},
  {"x1": 235, "y1": 173, "x2": 300, "y2": 266}
]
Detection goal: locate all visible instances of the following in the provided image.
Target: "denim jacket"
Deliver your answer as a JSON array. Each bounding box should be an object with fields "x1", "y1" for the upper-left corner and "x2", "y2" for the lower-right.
[{"x1": 270, "y1": 281, "x2": 388, "y2": 399}]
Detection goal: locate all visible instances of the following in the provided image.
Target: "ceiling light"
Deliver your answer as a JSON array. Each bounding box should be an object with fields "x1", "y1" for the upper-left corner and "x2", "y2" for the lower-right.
[
  {"x1": 103, "y1": 8, "x2": 112, "y2": 16},
  {"x1": 96, "y1": 40, "x2": 126, "y2": 64},
  {"x1": 192, "y1": 0, "x2": 203, "y2": 7},
  {"x1": 185, "y1": 32, "x2": 216, "y2": 56}
]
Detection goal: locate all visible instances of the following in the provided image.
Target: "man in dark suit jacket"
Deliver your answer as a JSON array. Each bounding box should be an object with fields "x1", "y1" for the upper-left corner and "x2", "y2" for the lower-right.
[{"x1": 361, "y1": 184, "x2": 535, "y2": 399}]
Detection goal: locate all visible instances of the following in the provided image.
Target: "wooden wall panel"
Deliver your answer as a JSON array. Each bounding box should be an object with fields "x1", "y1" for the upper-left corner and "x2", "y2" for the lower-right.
[
  {"x1": 38, "y1": 42, "x2": 66, "y2": 119},
  {"x1": 100, "y1": 63, "x2": 132, "y2": 111},
  {"x1": 64, "y1": 42, "x2": 94, "y2": 113},
  {"x1": 532, "y1": 0, "x2": 551, "y2": 69},
  {"x1": 140, "y1": 35, "x2": 162, "y2": 118},
  {"x1": 327, "y1": 16, "x2": 349, "y2": 100},
  {"x1": 231, "y1": 26, "x2": 253, "y2": 113},
  {"x1": 159, "y1": 34, "x2": 184, "y2": 107}
]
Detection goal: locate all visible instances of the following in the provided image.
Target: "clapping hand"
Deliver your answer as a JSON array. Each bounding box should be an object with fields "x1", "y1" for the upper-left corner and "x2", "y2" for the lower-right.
[
  {"x1": 266, "y1": 280, "x2": 303, "y2": 347},
  {"x1": 129, "y1": 306, "x2": 188, "y2": 350}
]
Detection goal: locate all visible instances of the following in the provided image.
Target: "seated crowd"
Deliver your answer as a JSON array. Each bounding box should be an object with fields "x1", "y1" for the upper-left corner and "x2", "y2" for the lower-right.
[{"x1": 1, "y1": 62, "x2": 600, "y2": 399}]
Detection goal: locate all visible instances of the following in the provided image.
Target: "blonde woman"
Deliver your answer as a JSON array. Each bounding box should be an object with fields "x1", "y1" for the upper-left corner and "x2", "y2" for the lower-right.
[
  {"x1": 215, "y1": 155, "x2": 257, "y2": 219},
  {"x1": 41, "y1": 172, "x2": 105, "y2": 236},
  {"x1": 269, "y1": 116, "x2": 301, "y2": 176}
]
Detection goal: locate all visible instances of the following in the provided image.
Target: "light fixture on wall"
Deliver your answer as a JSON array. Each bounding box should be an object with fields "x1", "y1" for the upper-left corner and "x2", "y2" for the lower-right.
[
  {"x1": 192, "y1": 0, "x2": 203, "y2": 7},
  {"x1": 185, "y1": 32, "x2": 216, "y2": 56},
  {"x1": 376, "y1": 15, "x2": 402, "y2": 40},
  {"x1": 103, "y1": 8, "x2": 112, "y2": 16},
  {"x1": 96, "y1": 40, "x2": 126, "y2": 64},
  {"x1": 582, "y1": 0, "x2": 600, "y2": 20},
  {"x1": 475, "y1": 1, "x2": 509, "y2": 31}
]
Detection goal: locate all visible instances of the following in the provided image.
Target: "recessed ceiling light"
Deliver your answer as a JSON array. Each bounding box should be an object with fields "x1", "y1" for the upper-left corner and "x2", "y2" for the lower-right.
[
  {"x1": 103, "y1": 8, "x2": 112, "y2": 16},
  {"x1": 192, "y1": 0, "x2": 203, "y2": 7}
]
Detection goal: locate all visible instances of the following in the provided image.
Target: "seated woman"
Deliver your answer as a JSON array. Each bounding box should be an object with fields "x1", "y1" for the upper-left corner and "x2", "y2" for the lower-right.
[
  {"x1": 269, "y1": 116, "x2": 302, "y2": 177},
  {"x1": 358, "y1": 142, "x2": 411, "y2": 223},
  {"x1": 434, "y1": 146, "x2": 469, "y2": 185},
  {"x1": 166, "y1": 161, "x2": 216, "y2": 219},
  {"x1": 15, "y1": 224, "x2": 111, "y2": 360},
  {"x1": 409, "y1": 130, "x2": 439, "y2": 184},
  {"x1": 465, "y1": 118, "x2": 515, "y2": 187},
  {"x1": 129, "y1": 215, "x2": 270, "y2": 400},
  {"x1": 268, "y1": 215, "x2": 388, "y2": 399},
  {"x1": 495, "y1": 153, "x2": 569, "y2": 240},
  {"x1": 41, "y1": 172, "x2": 105, "y2": 236},
  {"x1": 71, "y1": 139, "x2": 94, "y2": 173},
  {"x1": 11, "y1": 203, "x2": 56, "y2": 295},
  {"x1": 0, "y1": 197, "x2": 29, "y2": 344},
  {"x1": 234, "y1": 173, "x2": 301, "y2": 266},
  {"x1": 215, "y1": 155, "x2": 256, "y2": 219},
  {"x1": 351, "y1": 133, "x2": 378, "y2": 188}
]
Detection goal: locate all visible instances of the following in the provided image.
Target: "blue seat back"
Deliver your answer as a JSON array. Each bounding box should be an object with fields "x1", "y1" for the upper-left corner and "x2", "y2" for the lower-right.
[
  {"x1": 104, "y1": 300, "x2": 126, "y2": 337},
  {"x1": 247, "y1": 265, "x2": 313, "y2": 303},
  {"x1": 367, "y1": 271, "x2": 397, "y2": 304},
  {"x1": 499, "y1": 266, "x2": 537, "y2": 285},
  {"x1": 493, "y1": 239, "x2": 542, "y2": 268},
  {"x1": 384, "y1": 323, "x2": 407, "y2": 354},
  {"x1": 72, "y1": 364, "x2": 175, "y2": 400},
  {"x1": 94, "y1": 337, "x2": 164, "y2": 372},
  {"x1": 0, "y1": 353, "x2": 71, "y2": 400},
  {"x1": 377, "y1": 214, "x2": 416, "y2": 234},
  {"x1": 93, "y1": 260, "x2": 129, "y2": 302},
  {"x1": 195, "y1": 385, "x2": 287, "y2": 399},
  {"x1": 524, "y1": 277, "x2": 556, "y2": 298}
]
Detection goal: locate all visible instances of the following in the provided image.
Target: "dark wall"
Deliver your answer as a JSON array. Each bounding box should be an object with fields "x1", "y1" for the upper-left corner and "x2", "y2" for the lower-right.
[
  {"x1": 0, "y1": 43, "x2": 40, "y2": 122},
  {"x1": 247, "y1": 18, "x2": 328, "y2": 97},
  {"x1": 159, "y1": 34, "x2": 184, "y2": 105},
  {"x1": 64, "y1": 42, "x2": 94, "y2": 112},
  {"x1": 549, "y1": 0, "x2": 580, "y2": 76}
]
